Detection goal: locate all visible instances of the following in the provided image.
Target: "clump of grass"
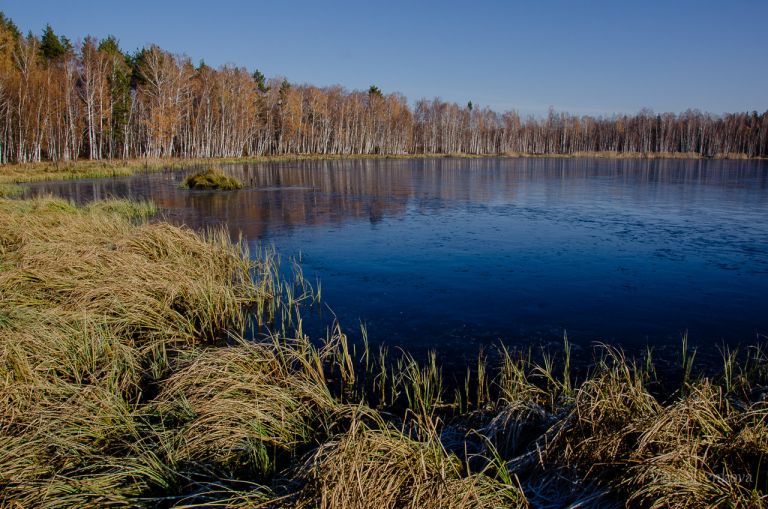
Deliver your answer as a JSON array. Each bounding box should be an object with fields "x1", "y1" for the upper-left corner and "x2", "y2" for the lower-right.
[
  {"x1": 182, "y1": 168, "x2": 243, "y2": 190},
  {"x1": 0, "y1": 376, "x2": 176, "y2": 507},
  {"x1": 496, "y1": 345, "x2": 545, "y2": 407},
  {"x1": 395, "y1": 351, "x2": 444, "y2": 425},
  {"x1": 0, "y1": 200, "x2": 260, "y2": 348},
  {"x1": 0, "y1": 183, "x2": 23, "y2": 198},
  {"x1": 0, "y1": 195, "x2": 78, "y2": 217},
  {"x1": 624, "y1": 381, "x2": 768, "y2": 507},
  {"x1": 549, "y1": 345, "x2": 661, "y2": 468},
  {"x1": 153, "y1": 338, "x2": 335, "y2": 476},
  {"x1": 85, "y1": 198, "x2": 157, "y2": 220},
  {"x1": 294, "y1": 413, "x2": 527, "y2": 509}
]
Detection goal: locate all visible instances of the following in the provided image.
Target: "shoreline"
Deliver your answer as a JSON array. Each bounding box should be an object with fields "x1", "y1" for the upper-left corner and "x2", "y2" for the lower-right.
[{"x1": 0, "y1": 151, "x2": 763, "y2": 187}]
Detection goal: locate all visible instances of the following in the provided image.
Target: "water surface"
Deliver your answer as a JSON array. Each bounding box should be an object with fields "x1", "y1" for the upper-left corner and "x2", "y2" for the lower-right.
[{"x1": 27, "y1": 157, "x2": 768, "y2": 364}]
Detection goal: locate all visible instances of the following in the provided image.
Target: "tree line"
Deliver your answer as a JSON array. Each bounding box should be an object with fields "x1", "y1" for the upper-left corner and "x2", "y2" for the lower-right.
[{"x1": 1, "y1": 13, "x2": 766, "y2": 164}]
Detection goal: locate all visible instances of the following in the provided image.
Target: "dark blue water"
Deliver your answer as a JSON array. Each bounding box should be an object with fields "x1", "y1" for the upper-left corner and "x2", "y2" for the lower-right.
[{"x1": 26, "y1": 157, "x2": 768, "y2": 364}]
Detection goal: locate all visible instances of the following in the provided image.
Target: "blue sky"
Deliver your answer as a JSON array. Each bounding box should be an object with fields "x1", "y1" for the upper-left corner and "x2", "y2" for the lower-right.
[{"x1": 2, "y1": 0, "x2": 766, "y2": 116}]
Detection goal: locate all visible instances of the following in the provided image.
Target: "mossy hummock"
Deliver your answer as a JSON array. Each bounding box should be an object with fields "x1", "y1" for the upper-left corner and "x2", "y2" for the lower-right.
[{"x1": 182, "y1": 168, "x2": 243, "y2": 190}]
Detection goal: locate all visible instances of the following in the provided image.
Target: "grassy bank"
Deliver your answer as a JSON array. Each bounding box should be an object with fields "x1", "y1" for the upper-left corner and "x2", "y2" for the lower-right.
[
  {"x1": 1, "y1": 196, "x2": 766, "y2": 507},
  {"x1": 1, "y1": 151, "x2": 762, "y2": 187},
  {"x1": 0, "y1": 154, "x2": 485, "y2": 186},
  {"x1": 504, "y1": 150, "x2": 763, "y2": 160}
]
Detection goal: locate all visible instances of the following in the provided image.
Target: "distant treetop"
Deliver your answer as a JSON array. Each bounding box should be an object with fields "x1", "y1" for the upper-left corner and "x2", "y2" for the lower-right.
[
  {"x1": 40, "y1": 23, "x2": 70, "y2": 61},
  {"x1": 368, "y1": 85, "x2": 383, "y2": 98}
]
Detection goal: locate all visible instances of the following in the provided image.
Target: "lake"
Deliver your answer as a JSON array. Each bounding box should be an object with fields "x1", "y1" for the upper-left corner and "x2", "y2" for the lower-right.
[{"x1": 26, "y1": 157, "x2": 768, "y2": 367}]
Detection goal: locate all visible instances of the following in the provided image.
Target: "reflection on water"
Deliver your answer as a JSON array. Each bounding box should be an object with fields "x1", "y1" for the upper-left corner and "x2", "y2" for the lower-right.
[{"x1": 26, "y1": 157, "x2": 768, "y2": 364}]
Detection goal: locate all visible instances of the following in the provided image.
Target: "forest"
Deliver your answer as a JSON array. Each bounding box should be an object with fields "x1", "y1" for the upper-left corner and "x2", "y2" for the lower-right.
[{"x1": 1, "y1": 12, "x2": 767, "y2": 164}]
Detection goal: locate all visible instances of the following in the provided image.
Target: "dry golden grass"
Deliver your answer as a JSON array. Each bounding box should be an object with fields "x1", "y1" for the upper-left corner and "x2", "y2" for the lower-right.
[
  {"x1": 294, "y1": 413, "x2": 527, "y2": 509},
  {"x1": 552, "y1": 347, "x2": 661, "y2": 467},
  {"x1": 623, "y1": 382, "x2": 768, "y2": 508},
  {"x1": 0, "y1": 196, "x2": 272, "y2": 506},
  {"x1": 154, "y1": 338, "x2": 335, "y2": 476},
  {"x1": 0, "y1": 198, "x2": 260, "y2": 349},
  {"x1": 0, "y1": 372, "x2": 176, "y2": 507}
]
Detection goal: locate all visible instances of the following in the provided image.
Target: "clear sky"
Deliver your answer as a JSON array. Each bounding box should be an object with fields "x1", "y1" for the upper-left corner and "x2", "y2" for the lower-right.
[{"x1": 2, "y1": 0, "x2": 766, "y2": 116}]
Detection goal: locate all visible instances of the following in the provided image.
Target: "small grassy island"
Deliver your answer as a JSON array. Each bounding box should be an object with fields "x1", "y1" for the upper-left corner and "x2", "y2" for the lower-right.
[{"x1": 182, "y1": 168, "x2": 243, "y2": 190}]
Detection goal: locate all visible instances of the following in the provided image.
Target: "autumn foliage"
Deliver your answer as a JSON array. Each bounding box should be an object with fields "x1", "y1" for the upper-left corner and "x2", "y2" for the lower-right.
[{"x1": 1, "y1": 13, "x2": 767, "y2": 165}]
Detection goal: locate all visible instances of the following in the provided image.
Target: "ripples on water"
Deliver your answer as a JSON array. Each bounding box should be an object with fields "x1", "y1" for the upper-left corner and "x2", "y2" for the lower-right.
[{"x1": 27, "y1": 157, "x2": 768, "y2": 366}]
